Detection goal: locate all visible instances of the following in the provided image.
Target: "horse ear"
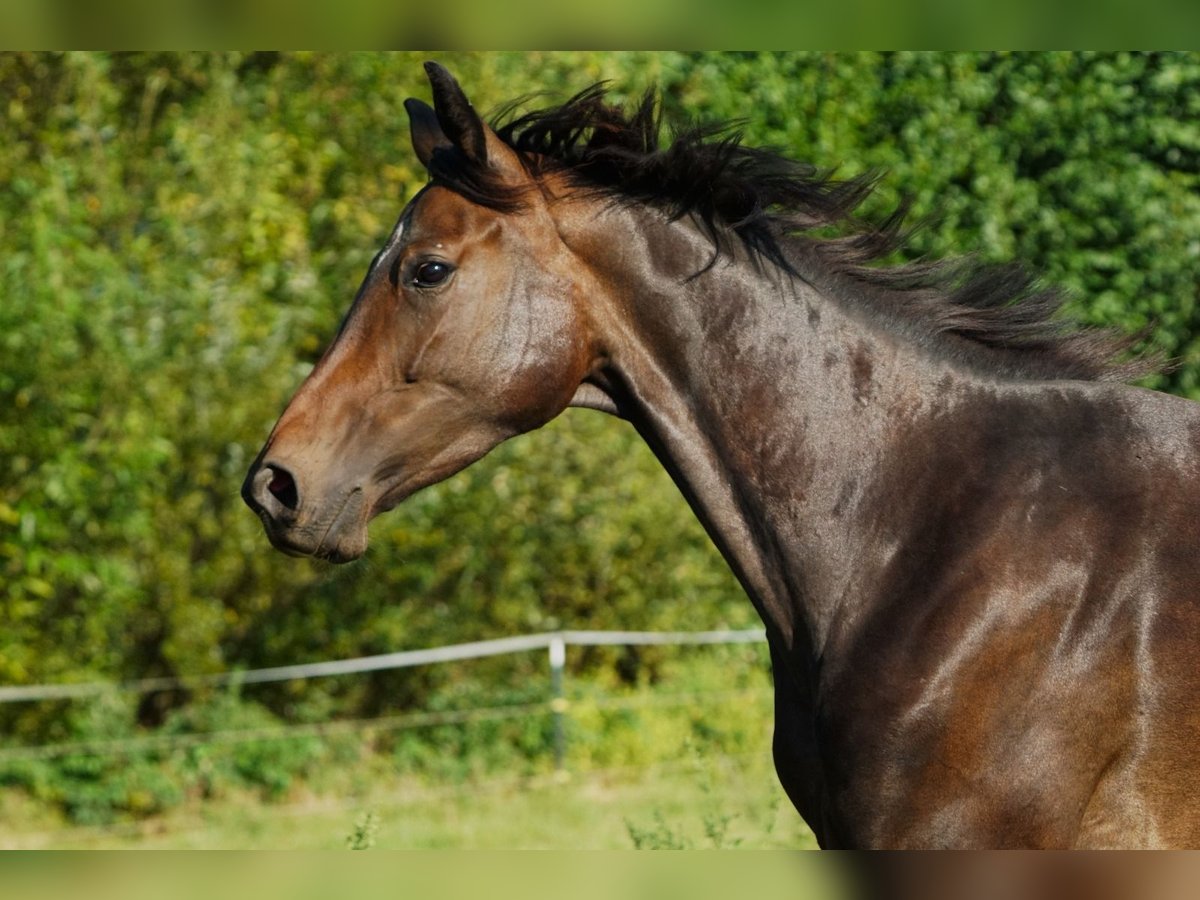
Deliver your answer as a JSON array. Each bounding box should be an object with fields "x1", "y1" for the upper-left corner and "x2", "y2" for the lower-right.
[
  {"x1": 419, "y1": 62, "x2": 526, "y2": 183},
  {"x1": 404, "y1": 98, "x2": 452, "y2": 169},
  {"x1": 424, "y1": 61, "x2": 487, "y2": 165}
]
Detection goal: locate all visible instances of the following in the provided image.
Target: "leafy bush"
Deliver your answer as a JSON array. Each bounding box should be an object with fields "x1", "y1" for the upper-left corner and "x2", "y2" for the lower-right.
[{"x1": 0, "y1": 689, "x2": 329, "y2": 823}]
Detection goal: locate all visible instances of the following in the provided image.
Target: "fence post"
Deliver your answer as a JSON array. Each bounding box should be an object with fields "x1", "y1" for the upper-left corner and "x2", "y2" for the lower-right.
[{"x1": 548, "y1": 633, "x2": 567, "y2": 775}]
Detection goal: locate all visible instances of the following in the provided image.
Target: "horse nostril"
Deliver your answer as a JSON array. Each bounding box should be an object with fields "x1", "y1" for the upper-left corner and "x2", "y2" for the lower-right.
[{"x1": 266, "y1": 466, "x2": 300, "y2": 511}]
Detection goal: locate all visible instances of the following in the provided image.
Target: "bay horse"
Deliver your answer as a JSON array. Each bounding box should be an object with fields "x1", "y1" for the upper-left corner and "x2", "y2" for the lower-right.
[{"x1": 243, "y1": 63, "x2": 1200, "y2": 847}]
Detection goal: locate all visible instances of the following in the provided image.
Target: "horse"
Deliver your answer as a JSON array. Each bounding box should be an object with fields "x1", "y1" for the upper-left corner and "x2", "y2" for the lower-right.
[{"x1": 243, "y1": 62, "x2": 1200, "y2": 847}]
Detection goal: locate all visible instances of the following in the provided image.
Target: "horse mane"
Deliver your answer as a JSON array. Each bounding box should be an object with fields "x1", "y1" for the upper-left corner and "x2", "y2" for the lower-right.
[{"x1": 424, "y1": 84, "x2": 1156, "y2": 382}]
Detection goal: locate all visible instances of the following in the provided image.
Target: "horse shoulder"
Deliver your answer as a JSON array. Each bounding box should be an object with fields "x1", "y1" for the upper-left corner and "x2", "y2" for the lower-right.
[{"x1": 812, "y1": 381, "x2": 1200, "y2": 846}]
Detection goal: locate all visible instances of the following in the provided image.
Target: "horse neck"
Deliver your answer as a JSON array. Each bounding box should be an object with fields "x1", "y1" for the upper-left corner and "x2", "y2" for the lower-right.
[{"x1": 573, "y1": 204, "x2": 962, "y2": 657}]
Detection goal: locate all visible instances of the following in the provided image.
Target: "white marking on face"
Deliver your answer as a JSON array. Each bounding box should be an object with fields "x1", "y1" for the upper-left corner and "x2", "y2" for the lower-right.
[
  {"x1": 367, "y1": 212, "x2": 410, "y2": 277},
  {"x1": 382, "y1": 214, "x2": 409, "y2": 257}
]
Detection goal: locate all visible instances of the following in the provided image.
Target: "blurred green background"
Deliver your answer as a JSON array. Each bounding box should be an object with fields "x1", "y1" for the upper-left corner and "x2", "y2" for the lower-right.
[{"x1": 3, "y1": 51, "x2": 1200, "y2": 844}]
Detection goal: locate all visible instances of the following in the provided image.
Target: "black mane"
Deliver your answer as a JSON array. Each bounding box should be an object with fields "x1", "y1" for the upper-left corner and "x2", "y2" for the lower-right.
[{"x1": 424, "y1": 84, "x2": 1155, "y2": 382}]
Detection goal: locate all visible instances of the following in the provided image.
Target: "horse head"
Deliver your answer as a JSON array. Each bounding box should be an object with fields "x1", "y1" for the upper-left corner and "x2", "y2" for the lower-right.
[{"x1": 242, "y1": 63, "x2": 604, "y2": 561}]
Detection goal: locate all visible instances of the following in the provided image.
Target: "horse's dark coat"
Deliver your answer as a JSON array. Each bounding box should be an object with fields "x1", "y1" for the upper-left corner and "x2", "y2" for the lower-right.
[{"x1": 244, "y1": 63, "x2": 1200, "y2": 847}]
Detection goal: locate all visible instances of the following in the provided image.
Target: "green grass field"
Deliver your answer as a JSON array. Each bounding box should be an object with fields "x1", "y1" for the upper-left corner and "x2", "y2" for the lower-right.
[{"x1": 2, "y1": 750, "x2": 817, "y2": 850}]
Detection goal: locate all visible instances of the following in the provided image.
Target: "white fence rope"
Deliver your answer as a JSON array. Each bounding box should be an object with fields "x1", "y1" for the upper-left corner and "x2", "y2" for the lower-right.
[{"x1": 0, "y1": 628, "x2": 767, "y2": 703}]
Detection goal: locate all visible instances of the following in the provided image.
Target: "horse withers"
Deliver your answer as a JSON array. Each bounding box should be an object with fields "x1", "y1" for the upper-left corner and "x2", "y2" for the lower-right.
[{"x1": 244, "y1": 62, "x2": 1200, "y2": 847}]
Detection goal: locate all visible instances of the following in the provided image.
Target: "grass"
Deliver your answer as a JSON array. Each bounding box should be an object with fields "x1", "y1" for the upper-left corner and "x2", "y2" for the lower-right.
[{"x1": 2, "y1": 751, "x2": 818, "y2": 850}]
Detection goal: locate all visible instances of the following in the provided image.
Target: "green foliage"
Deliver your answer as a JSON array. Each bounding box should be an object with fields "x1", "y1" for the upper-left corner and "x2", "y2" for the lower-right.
[
  {"x1": 623, "y1": 740, "x2": 782, "y2": 849},
  {"x1": 0, "y1": 690, "x2": 327, "y2": 824},
  {"x1": 567, "y1": 644, "x2": 772, "y2": 771},
  {"x1": 345, "y1": 809, "x2": 379, "y2": 849},
  {"x1": 0, "y1": 653, "x2": 771, "y2": 827},
  {"x1": 3, "y1": 52, "x2": 1200, "y2": 822},
  {"x1": 386, "y1": 680, "x2": 558, "y2": 782},
  {"x1": 625, "y1": 811, "x2": 694, "y2": 850},
  {"x1": 159, "y1": 691, "x2": 329, "y2": 800}
]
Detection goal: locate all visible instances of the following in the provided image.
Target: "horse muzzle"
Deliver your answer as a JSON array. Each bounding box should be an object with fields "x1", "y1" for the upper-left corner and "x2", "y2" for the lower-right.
[{"x1": 242, "y1": 461, "x2": 369, "y2": 563}]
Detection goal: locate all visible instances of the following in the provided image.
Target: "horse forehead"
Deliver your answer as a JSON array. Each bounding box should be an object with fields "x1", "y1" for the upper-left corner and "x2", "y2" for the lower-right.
[{"x1": 408, "y1": 187, "x2": 507, "y2": 243}]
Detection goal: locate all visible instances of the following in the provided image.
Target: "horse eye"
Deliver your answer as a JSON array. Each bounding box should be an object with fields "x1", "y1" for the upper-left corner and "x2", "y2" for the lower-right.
[{"x1": 413, "y1": 261, "x2": 453, "y2": 287}]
